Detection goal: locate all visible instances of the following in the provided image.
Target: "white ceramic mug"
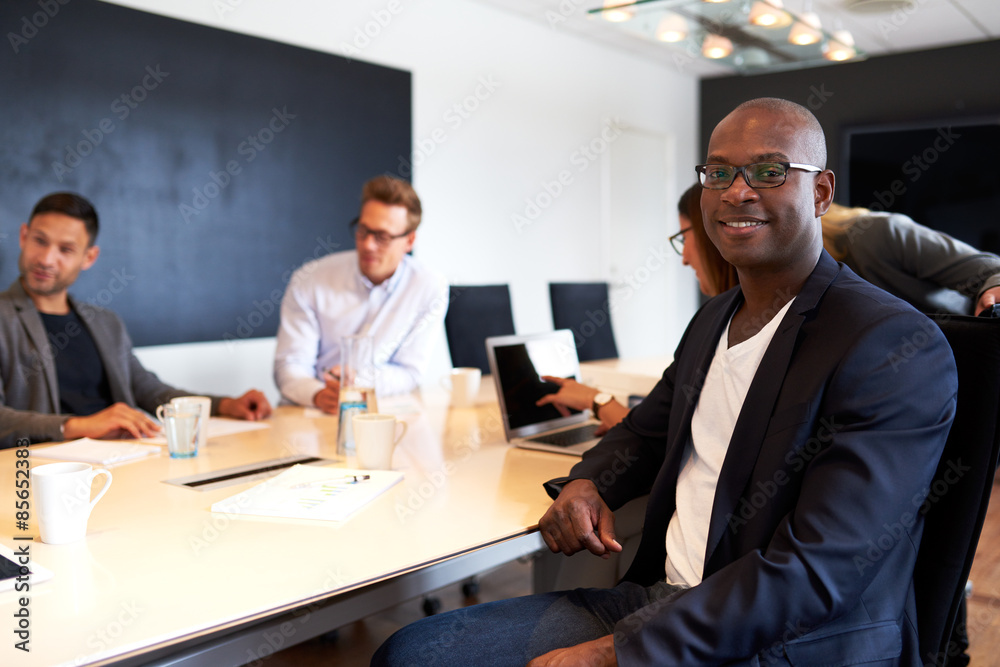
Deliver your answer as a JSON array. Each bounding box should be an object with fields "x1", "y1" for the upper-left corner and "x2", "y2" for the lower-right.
[
  {"x1": 445, "y1": 367, "x2": 482, "y2": 408},
  {"x1": 31, "y1": 462, "x2": 113, "y2": 545},
  {"x1": 352, "y1": 413, "x2": 407, "y2": 470},
  {"x1": 170, "y1": 396, "x2": 212, "y2": 450}
]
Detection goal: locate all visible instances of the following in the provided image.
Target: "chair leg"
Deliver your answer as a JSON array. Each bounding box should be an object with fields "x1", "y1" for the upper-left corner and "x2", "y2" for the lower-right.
[{"x1": 421, "y1": 596, "x2": 442, "y2": 616}]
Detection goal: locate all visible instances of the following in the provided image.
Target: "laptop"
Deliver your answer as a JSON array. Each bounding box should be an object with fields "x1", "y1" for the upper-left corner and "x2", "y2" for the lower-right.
[{"x1": 486, "y1": 330, "x2": 602, "y2": 456}]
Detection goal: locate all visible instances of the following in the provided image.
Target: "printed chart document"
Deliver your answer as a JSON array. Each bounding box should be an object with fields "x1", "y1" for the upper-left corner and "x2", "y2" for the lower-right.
[
  {"x1": 211, "y1": 464, "x2": 403, "y2": 522},
  {"x1": 31, "y1": 438, "x2": 161, "y2": 466}
]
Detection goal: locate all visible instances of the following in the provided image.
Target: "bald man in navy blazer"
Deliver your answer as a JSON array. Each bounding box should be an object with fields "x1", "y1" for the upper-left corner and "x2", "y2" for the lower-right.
[{"x1": 373, "y1": 98, "x2": 957, "y2": 666}]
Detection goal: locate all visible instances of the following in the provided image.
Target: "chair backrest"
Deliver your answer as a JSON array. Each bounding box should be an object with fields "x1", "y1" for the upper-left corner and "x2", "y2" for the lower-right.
[
  {"x1": 444, "y1": 284, "x2": 515, "y2": 375},
  {"x1": 914, "y1": 314, "x2": 1000, "y2": 666},
  {"x1": 548, "y1": 282, "x2": 618, "y2": 362}
]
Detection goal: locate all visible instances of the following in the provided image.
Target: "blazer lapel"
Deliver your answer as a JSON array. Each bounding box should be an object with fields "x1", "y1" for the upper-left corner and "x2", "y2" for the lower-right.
[
  {"x1": 702, "y1": 253, "x2": 842, "y2": 573},
  {"x1": 9, "y1": 281, "x2": 60, "y2": 410},
  {"x1": 626, "y1": 292, "x2": 741, "y2": 584}
]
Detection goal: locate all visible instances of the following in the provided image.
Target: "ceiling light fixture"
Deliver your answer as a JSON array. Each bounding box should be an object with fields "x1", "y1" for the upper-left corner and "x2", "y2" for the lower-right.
[
  {"x1": 788, "y1": 11, "x2": 822, "y2": 45},
  {"x1": 703, "y1": 33, "x2": 734, "y2": 58},
  {"x1": 748, "y1": 0, "x2": 791, "y2": 28},
  {"x1": 588, "y1": 0, "x2": 866, "y2": 74},
  {"x1": 823, "y1": 29, "x2": 857, "y2": 61},
  {"x1": 601, "y1": 0, "x2": 634, "y2": 22},
  {"x1": 656, "y1": 13, "x2": 688, "y2": 42}
]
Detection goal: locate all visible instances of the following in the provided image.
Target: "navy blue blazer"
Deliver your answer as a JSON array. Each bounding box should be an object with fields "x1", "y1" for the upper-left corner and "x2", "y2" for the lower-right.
[{"x1": 557, "y1": 252, "x2": 958, "y2": 666}]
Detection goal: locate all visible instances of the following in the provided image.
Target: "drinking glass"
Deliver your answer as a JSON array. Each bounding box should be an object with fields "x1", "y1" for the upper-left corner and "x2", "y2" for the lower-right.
[{"x1": 336, "y1": 334, "x2": 378, "y2": 455}]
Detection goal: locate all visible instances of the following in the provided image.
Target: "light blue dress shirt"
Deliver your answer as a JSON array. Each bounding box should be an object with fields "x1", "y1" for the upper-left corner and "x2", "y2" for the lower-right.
[{"x1": 273, "y1": 250, "x2": 448, "y2": 406}]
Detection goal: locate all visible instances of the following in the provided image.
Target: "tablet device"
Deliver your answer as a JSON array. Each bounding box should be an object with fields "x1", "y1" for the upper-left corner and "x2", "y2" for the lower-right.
[{"x1": 0, "y1": 543, "x2": 53, "y2": 592}]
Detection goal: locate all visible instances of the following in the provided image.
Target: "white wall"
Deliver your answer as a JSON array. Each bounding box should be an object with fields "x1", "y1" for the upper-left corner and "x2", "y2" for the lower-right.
[{"x1": 111, "y1": 0, "x2": 701, "y2": 397}]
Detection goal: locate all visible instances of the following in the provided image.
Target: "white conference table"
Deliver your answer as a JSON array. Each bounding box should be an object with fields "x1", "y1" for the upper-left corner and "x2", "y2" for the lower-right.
[{"x1": 0, "y1": 384, "x2": 576, "y2": 667}]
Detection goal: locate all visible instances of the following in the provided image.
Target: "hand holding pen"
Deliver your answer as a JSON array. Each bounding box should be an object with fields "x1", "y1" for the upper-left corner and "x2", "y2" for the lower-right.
[{"x1": 313, "y1": 365, "x2": 341, "y2": 414}]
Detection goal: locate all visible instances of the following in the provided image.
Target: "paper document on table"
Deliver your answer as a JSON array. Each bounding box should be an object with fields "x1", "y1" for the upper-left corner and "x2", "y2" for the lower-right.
[
  {"x1": 143, "y1": 417, "x2": 270, "y2": 444},
  {"x1": 210, "y1": 464, "x2": 403, "y2": 522},
  {"x1": 32, "y1": 438, "x2": 161, "y2": 466}
]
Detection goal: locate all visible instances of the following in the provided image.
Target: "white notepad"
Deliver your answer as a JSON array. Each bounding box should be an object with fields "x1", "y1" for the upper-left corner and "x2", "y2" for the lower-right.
[
  {"x1": 32, "y1": 438, "x2": 161, "y2": 466},
  {"x1": 210, "y1": 464, "x2": 403, "y2": 522}
]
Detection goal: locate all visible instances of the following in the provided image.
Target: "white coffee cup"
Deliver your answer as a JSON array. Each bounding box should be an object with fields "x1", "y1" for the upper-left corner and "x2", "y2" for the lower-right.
[
  {"x1": 31, "y1": 462, "x2": 113, "y2": 545},
  {"x1": 446, "y1": 367, "x2": 482, "y2": 408},
  {"x1": 171, "y1": 395, "x2": 211, "y2": 450},
  {"x1": 352, "y1": 413, "x2": 407, "y2": 470}
]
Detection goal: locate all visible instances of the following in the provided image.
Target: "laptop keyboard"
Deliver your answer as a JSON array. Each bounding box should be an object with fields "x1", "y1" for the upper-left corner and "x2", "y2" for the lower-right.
[{"x1": 527, "y1": 423, "x2": 600, "y2": 448}]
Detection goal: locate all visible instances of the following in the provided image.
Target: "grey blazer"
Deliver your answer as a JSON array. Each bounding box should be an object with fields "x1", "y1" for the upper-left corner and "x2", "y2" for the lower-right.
[{"x1": 0, "y1": 280, "x2": 217, "y2": 449}]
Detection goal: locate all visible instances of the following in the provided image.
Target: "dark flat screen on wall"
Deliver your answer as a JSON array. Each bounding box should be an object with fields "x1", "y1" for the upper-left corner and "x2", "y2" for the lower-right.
[
  {"x1": 0, "y1": 0, "x2": 411, "y2": 345},
  {"x1": 842, "y1": 118, "x2": 1000, "y2": 254}
]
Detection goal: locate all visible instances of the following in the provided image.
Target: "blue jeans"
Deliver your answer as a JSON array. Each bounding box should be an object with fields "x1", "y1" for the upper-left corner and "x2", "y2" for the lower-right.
[{"x1": 371, "y1": 580, "x2": 686, "y2": 666}]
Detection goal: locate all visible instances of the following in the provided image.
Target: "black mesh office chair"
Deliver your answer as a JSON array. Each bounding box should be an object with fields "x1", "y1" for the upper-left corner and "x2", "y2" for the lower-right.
[
  {"x1": 443, "y1": 284, "x2": 515, "y2": 375},
  {"x1": 549, "y1": 282, "x2": 618, "y2": 362},
  {"x1": 913, "y1": 313, "x2": 1000, "y2": 666}
]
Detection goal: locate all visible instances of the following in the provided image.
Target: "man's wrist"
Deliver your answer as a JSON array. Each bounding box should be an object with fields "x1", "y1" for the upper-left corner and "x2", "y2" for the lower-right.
[{"x1": 592, "y1": 392, "x2": 614, "y2": 419}]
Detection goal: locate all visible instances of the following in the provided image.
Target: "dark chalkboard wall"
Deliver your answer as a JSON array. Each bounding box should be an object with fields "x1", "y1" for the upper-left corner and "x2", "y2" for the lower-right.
[{"x1": 0, "y1": 0, "x2": 411, "y2": 345}]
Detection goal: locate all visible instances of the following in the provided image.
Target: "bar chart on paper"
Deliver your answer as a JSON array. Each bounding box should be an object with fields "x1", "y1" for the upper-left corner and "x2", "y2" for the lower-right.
[{"x1": 211, "y1": 465, "x2": 403, "y2": 522}]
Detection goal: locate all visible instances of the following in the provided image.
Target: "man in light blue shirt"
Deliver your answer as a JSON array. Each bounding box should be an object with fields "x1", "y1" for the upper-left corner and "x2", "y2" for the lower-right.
[{"x1": 273, "y1": 176, "x2": 448, "y2": 413}]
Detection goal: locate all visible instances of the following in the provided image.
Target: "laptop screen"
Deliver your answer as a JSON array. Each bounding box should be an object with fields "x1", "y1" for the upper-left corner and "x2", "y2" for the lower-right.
[{"x1": 486, "y1": 330, "x2": 587, "y2": 435}]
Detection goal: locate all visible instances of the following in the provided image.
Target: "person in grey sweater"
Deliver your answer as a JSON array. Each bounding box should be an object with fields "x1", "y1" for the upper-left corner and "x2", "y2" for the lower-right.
[{"x1": 821, "y1": 203, "x2": 1000, "y2": 316}]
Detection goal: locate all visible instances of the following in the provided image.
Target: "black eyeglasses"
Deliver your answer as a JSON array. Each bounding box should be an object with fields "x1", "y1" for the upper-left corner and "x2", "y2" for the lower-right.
[
  {"x1": 350, "y1": 218, "x2": 411, "y2": 247},
  {"x1": 669, "y1": 227, "x2": 691, "y2": 256},
  {"x1": 695, "y1": 162, "x2": 822, "y2": 190}
]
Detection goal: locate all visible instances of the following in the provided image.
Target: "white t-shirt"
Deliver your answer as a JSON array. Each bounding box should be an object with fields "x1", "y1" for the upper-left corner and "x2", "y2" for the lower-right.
[{"x1": 665, "y1": 298, "x2": 795, "y2": 587}]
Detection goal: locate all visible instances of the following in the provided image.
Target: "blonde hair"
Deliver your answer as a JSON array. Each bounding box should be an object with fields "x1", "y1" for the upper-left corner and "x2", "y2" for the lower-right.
[
  {"x1": 821, "y1": 203, "x2": 871, "y2": 262},
  {"x1": 361, "y1": 176, "x2": 422, "y2": 232}
]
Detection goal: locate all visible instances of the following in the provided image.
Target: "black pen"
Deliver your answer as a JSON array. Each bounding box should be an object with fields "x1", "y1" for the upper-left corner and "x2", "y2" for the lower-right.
[{"x1": 290, "y1": 474, "x2": 370, "y2": 489}]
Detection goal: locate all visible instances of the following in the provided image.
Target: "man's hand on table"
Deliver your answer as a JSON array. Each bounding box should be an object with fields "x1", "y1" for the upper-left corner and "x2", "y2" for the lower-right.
[
  {"x1": 536, "y1": 376, "x2": 626, "y2": 436},
  {"x1": 62, "y1": 402, "x2": 160, "y2": 440},
  {"x1": 219, "y1": 390, "x2": 272, "y2": 421},
  {"x1": 539, "y1": 479, "x2": 622, "y2": 559}
]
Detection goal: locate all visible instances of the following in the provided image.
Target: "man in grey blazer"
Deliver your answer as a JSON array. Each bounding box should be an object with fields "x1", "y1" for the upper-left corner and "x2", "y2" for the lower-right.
[{"x1": 0, "y1": 192, "x2": 271, "y2": 449}]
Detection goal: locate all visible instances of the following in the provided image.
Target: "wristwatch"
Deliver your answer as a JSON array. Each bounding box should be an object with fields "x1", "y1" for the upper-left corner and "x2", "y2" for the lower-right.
[{"x1": 592, "y1": 392, "x2": 614, "y2": 419}]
